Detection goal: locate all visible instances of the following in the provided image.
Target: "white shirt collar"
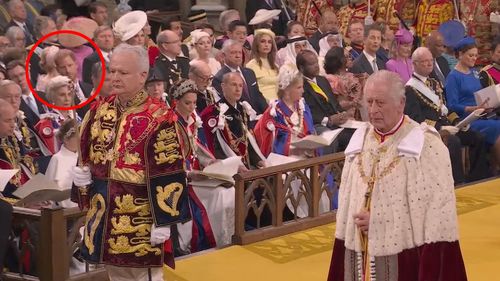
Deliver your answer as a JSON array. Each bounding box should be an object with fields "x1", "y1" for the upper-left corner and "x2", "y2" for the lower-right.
[
  {"x1": 225, "y1": 64, "x2": 241, "y2": 73},
  {"x1": 363, "y1": 50, "x2": 376, "y2": 64},
  {"x1": 13, "y1": 19, "x2": 25, "y2": 28},
  {"x1": 304, "y1": 76, "x2": 317, "y2": 84},
  {"x1": 413, "y1": 72, "x2": 428, "y2": 83}
]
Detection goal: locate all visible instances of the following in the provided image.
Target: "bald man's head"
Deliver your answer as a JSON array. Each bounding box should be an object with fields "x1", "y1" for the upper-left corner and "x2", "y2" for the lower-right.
[
  {"x1": 157, "y1": 30, "x2": 181, "y2": 57},
  {"x1": 425, "y1": 31, "x2": 445, "y2": 58},
  {"x1": 319, "y1": 10, "x2": 338, "y2": 33},
  {"x1": 189, "y1": 59, "x2": 212, "y2": 91}
]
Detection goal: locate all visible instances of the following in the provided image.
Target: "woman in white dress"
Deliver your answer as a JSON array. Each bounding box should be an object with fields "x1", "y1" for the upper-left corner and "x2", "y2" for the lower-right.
[{"x1": 190, "y1": 29, "x2": 221, "y2": 76}]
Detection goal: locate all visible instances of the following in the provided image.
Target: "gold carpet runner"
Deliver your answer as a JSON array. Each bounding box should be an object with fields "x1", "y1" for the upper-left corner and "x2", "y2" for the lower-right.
[{"x1": 164, "y1": 178, "x2": 500, "y2": 281}]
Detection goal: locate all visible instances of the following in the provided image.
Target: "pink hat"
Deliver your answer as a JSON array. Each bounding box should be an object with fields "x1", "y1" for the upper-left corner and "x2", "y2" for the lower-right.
[{"x1": 394, "y1": 28, "x2": 413, "y2": 44}]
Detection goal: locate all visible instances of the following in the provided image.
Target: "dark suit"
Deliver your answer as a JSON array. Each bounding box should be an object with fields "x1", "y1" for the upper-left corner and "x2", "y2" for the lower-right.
[
  {"x1": 19, "y1": 93, "x2": 47, "y2": 128},
  {"x1": 212, "y1": 65, "x2": 268, "y2": 115},
  {"x1": 82, "y1": 52, "x2": 102, "y2": 85},
  {"x1": 58, "y1": 0, "x2": 94, "y2": 18},
  {"x1": 0, "y1": 199, "x2": 13, "y2": 270},
  {"x1": 76, "y1": 81, "x2": 93, "y2": 118},
  {"x1": 349, "y1": 52, "x2": 386, "y2": 75},
  {"x1": 302, "y1": 76, "x2": 354, "y2": 152},
  {"x1": 153, "y1": 54, "x2": 189, "y2": 94},
  {"x1": 430, "y1": 56, "x2": 451, "y2": 83},
  {"x1": 308, "y1": 30, "x2": 323, "y2": 53},
  {"x1": 404, "y1": 75, "x2": 490, "y2": 183},
  {"x1": 6, "y1": 20, "x2": 35, "y2": 45}
]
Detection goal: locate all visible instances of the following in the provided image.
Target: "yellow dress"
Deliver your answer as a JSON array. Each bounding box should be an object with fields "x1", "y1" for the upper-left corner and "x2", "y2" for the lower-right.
[{"x1": 246, "y1": 58, "x2": 278, "y2": 102}]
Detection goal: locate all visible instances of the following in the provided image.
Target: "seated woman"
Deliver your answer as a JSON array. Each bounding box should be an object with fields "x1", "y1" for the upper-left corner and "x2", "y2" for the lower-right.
[
  {"x1": 189, "y1": 29, "x2": 221, "y2": 76},
  {"x1": 246, "y1": 29, "x2": 279, "y2": 101},
  {"x1": 445, "y1": 37, "x2": 500, "y2": 173},
  {"x1": 45, "y1": 75, "x2": 81, "y2": 125},
  {"x1": 254, "y1": 67, "x2": 315, "y2": 158},
  {"x1": 324, "y1": 47, "x2": 366, "y2": 120},
  {"x1": 385, "y1": 28, "x2": 414, "y2": 83},
  {"x1": 170, "y1": 79, "x2": 217, "y2": 253},
  {"x1": 45, "y1": 119, "x2": 78, "y2": 208},
  {"x1": 35, "y1": 76, "x2": 81, "y2": 153}
]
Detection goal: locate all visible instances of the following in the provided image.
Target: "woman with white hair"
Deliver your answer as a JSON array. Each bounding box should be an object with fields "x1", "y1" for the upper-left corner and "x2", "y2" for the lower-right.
[
  {"x1": 36, "y1": 45, "x2": 60, "y2": 92},
  {"x1": 253, "y1": 67, "x2": 315, "y2": 157},
  {"x1": 189, "y1": 29, "x2": 221, "y2": 75},
  {"x1": 44, "y1": 75, "x2": 80, "y2": 125}
]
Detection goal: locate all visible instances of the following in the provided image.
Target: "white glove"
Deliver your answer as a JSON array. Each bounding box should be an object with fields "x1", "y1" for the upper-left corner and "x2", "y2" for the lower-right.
[
  {"x1": 441, "y1": 126, "x2": 459, "y2": 135},
  {"x1": 150, "y1": 225, "x2": 171, "y2": 246},
  {"x1": 72, "y1": 166, "x2": 92, "y2": 186}
]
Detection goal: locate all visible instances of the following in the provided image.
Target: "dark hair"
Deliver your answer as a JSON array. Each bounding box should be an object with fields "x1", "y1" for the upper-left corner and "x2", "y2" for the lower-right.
[
  {"x1": 196, "y1": 23, "x2": 214, "y2": 33},
  {"x1": 455, "y1": 44, "x2": 477, "y2": 58},
  {"x1": 5, "y1": 59, "x2": 25, "y2": 74},
  {"x1": 164, "y1": 15, "x2": 181, "y2": 30},
  {"x1": 364, "y1": 24, "x2": 382, "y2": 38},
  {"x1": 285, "y1": 21, "x2": 303, "y2": 38},
  {"x1": 56, "y1": 119, "x2": 78, "y2": 143},
  {"x1": 296, "y1": 49, "x2": 316, "y2": 70},
  {"x1": 40, "y1": 4, "x2": 60, "y2": 18},
  {"x1": 324, "y1": 47, "x2": 346, "y2": 75},
  {"x1": 91, "y1": 62, "x2": 108, "y2": 80},
  {"x1": 228, "y1": 20, "x2": 246, "y2": 33},
  {"x1": 88, "y1": 1, "x2": 107, "y2": 14}
]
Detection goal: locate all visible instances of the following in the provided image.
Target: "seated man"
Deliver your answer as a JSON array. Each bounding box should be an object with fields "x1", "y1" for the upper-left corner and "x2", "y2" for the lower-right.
[
  {"x1": 188, "y1": 59, "x2": 220, "y2": 114},
  {"x1": 405, "y1": 47, "x2": 490, "y2": 183},
  {"x1": 479, "y1": 37, "x2": 500, "y2": 87},
  {"x1": 201, "y1": 72, "x2": 266, "y2": 170},
  {"x1": 297, "y1": 49, "x2": 354, "y2": 153}
]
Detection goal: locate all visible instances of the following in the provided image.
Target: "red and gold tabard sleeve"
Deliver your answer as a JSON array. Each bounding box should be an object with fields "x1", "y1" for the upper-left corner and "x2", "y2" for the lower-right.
[
  {"x1": 461, "y1": 0, "x2": 495, "y2": 65},
  {"x1": 415, "y1": 0, "x2": 454, "y2": 40},
  {"x1": 375, "y1": 0, "x2": 400, "y2": 30},
  {"x1": 296, "y1": 0, "x2": 333, "y2": 36},
  {"x1": 338, "y1": 3, "x2": 370, "y2": 37}
]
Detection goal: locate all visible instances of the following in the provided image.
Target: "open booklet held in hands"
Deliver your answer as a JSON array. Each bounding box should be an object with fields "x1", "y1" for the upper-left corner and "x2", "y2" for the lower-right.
[
  {"x1": 13, "y1": 173, "x2": 70, "y2": 206},
  {"x1": 455, "y1": 108, "x2": 486, "y2": 130},
  {"x1": 291, "y1": 128, "x2": 344, "y2": 150},
  {"x1": 474, "y1": 84, "x2": 500, "y2": 109},
  {"x1": 192, "y1": 156, "x2": 244, "y2": 187}
]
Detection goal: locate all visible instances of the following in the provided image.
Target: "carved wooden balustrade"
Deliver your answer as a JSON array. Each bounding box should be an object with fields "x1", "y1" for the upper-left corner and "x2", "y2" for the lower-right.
[
  {"x1": 233, "y1": 153, "x2": 345, "y2": 245},
  {"x1": 4, "y1": 206, "x2": 108, "y2": 281}
]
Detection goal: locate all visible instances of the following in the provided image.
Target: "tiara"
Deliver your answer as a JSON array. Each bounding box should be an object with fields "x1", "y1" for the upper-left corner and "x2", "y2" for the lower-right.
[
  {"x1": 171, "y1": 79, "x2": 199, "y2": 100},
  {"x1": 64, "y1": 127, "x2": 77, "y2": 139}
]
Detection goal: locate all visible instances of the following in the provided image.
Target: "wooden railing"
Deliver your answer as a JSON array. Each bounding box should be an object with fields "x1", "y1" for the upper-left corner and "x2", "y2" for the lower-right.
[
  {"x1": 233, "y1": 153, "x2": 345, "y2": 245},
  {"x1": 4, "y1": 206, "x2": 108, "y2": 281}
]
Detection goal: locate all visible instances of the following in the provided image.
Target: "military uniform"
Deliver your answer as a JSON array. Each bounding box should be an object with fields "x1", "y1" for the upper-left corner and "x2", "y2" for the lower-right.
[
  {"x1": 479, "y1": 63, "x2": 500, "y2": 88},
  {"x1": 404, "y1": 74, "x2": 490, "y2": 183},
  {"x1": 460, "y1": 0, "x2": 496, "y2": 66},
  {"x1": 74, "y1": 91, "x2": 191, "y2": 268},
  {"x1": 153, "y1": 54, "x2": 189, "y2": 95}
]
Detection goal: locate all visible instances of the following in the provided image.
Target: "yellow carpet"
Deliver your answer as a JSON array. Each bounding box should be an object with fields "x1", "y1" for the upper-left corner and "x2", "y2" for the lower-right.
[{"x1": 164, "y1": 178, "x2": 500, "y2": 281}]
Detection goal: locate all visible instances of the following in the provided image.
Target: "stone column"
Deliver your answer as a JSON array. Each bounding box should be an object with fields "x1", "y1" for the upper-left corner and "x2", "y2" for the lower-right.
[{"x1": 192, "y1": 0, "x2": 228, "y2": 30}]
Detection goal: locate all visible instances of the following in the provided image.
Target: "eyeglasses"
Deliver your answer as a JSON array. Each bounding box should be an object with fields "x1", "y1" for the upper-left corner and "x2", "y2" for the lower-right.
[{"x1": 195, "y1": 72, "x2": 213, "y2": 82}]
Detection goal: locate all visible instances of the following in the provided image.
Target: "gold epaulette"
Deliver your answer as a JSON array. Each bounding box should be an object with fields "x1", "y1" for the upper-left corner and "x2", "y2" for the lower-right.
[
  {"x1": 447, "y1": 112, "x2": 460, "y2": 125},
  {"x1": 1, "y1": 197, "x2": 18, "y2": 205},
  {"x1": 424, "y1": 119, "x2": 437, "y2": 127}
]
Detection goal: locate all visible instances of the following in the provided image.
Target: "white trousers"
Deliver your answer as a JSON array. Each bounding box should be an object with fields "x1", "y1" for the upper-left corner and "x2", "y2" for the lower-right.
[{"x1": 106, "y1": 265, "x2": 163, "y2": 281}]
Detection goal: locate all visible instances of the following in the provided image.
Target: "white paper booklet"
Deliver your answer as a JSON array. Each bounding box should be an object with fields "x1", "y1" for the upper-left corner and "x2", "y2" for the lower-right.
[
  {"x1": 291, "y1": 128, "x2": 344, "y2": 149},
  {"x1": 13, "y1": 173, "x2": 70, "y2": 206},
  {"x1": 455, "y1": 108, "x2": 485, "y2": 129},
  {"x1": 266, "y1": 153, "x2": 300, "y2": 167},
  {"x1": 340, "y1": 120, "x2": 367, "y2": 129},
  {"x1": 0, "y1": 169, "x2": 19, "y2": 192},
  {"x1": 197, "y1": 156, "x2": 243, "y2": 185},
  {"x1": 474, "y1": 84, "x2": 500, "y2": 109}
]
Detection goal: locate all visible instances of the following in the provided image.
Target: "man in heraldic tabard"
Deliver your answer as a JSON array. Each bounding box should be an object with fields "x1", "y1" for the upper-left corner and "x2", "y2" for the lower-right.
[
  {"x1": 71, "y1": 44, "x2": 191, "y2": 281},
  {"x1": 327, "y1": 70, "x2": 467, "y2": 281}
]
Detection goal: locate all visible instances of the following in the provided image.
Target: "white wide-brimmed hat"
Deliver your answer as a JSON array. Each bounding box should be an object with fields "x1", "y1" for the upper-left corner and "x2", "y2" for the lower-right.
[
  {"x1": 249, "y1": 9, "x2": 281, "y2": 25},
  {"x1": 59, "y1": 17, "x2": 98, "y2": 48},
  {"x1": 113, "y1": 10, "x2": 148, "y2": 42}
]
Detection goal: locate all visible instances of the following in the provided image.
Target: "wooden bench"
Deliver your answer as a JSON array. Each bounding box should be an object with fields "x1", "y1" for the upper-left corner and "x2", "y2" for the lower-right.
[
  {"x1": 4, "y1": 207, "x2": 108, "y2": 281},
  {"x1": 233, "y1": 153, "x2": 345, "y2": 245}
]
